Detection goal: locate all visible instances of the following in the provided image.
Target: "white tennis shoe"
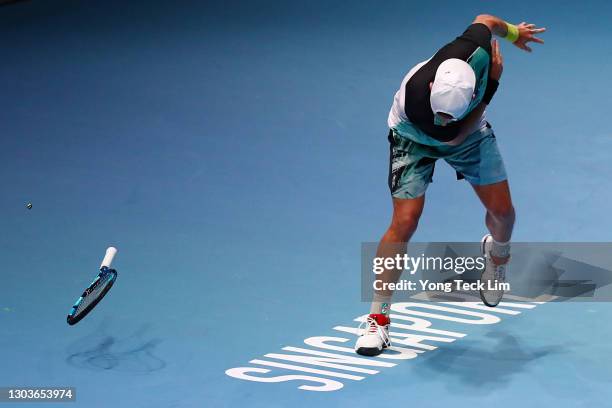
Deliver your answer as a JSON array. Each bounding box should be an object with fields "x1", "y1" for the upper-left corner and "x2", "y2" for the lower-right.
[
  {"x1": 355, "y1": 314, "x2": 391, "y2": 356},
  {"x1": 479, "y1": 234, "x2": 508, "y2": 307}
]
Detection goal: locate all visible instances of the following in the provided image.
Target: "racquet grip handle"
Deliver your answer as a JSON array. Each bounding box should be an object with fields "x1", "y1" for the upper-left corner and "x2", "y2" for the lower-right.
[{"x1": 100, "y1": 247, "x2": 118, "y2": 268}]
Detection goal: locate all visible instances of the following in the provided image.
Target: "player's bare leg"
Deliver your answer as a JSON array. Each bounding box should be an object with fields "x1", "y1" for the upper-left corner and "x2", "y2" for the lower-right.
[
  {"x1": 374, "y1": 196, "x2": 425, "y2": 302},
  {"x1": 472, "y1": 180, "x2": 515, "y2": 306},
  {"x1": 355, "y1": 196, "x2": 425, "y2": 356}
]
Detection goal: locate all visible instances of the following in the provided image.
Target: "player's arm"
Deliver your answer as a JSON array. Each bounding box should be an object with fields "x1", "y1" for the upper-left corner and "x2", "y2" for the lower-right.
[
  {"x1": 473, "y1": 14, "x2": 546, "y2": 52},
  {"x1": 450, "y1": 39, "x2": 504, "y2": 145}
]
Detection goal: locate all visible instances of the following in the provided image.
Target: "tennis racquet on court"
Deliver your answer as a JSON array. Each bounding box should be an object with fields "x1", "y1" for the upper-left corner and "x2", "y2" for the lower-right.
[{"x1": 67, "y1": 247, "x2": 118, "y2": 326}]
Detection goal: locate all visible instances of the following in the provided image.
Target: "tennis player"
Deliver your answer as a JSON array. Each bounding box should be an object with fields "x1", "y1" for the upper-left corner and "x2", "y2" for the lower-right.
[{"x1": 355, "y1": 15, "x2": 545, "y2": 356}]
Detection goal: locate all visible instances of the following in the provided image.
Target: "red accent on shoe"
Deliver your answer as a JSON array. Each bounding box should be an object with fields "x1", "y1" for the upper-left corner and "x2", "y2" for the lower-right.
[{"x1": 368, "y1": 313, "x2": 390, "y2": 326}]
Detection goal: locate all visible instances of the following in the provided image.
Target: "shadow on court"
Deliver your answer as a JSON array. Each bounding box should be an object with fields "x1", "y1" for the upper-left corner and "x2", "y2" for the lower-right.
[
  {"x1": 65, "y1": 323, "x2": 166, "y2": 374},
  {"x1": 416, "y1": 330, "x2": 570, "y2": 393}
]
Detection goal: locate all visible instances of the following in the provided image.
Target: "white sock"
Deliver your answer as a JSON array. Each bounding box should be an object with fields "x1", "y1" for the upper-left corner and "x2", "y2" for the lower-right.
[{"x1": 490, "y1": 238, "x2": 511, "y2": 259}]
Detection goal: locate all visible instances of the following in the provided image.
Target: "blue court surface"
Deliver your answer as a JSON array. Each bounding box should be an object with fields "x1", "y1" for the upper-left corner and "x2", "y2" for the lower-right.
[{"x1": 2, "y1": 1, "x2": 612, "y2": 407}]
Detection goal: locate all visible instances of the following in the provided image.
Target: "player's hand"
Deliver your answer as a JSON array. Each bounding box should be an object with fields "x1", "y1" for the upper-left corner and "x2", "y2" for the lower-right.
[
  {"x1": 513, "y1": 22, "x2": 546, "y2": 52},
  {"x1": 490, "y1": 39, "x2": 503, "y2": 81}
]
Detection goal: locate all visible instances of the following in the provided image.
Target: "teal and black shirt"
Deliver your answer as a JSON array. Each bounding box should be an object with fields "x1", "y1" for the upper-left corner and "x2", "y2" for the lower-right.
[{"x1": 404, "y1": 23, "x2": 496, "y2": 142}]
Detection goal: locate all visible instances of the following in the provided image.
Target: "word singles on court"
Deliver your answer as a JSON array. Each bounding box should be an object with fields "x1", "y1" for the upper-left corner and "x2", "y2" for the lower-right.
[{"x1": 225, "y1": 296, "x2": 548, "y2": 392}]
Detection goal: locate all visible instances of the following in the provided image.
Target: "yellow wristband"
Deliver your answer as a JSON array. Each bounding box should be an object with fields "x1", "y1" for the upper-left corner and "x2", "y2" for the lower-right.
[{"x1": 504, "y1": 23, "x2": 519, "y2": 42}]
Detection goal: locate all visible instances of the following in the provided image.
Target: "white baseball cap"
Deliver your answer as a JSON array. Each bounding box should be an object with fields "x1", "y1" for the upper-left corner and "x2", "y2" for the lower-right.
[{"x1": 430, "y1": 58, "x2": 476, "y2": 120}]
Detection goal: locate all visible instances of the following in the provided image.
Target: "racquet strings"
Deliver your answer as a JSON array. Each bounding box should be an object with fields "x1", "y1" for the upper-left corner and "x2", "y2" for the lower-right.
[{"x1": 73, "y1": 269, "x2": 115, "y2": 318}]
